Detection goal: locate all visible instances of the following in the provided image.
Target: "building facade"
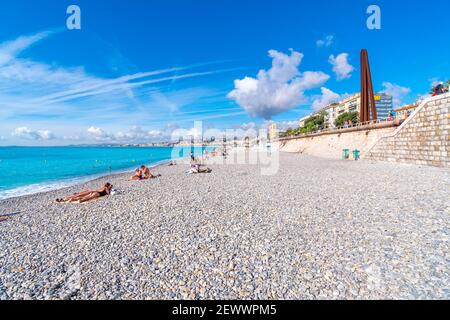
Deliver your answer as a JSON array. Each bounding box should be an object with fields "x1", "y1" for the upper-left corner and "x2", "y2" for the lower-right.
[
  {"x1": 335, "y1": 93, "x2": 393, "y2": 120},
  {"x1": 298, "y1": 115, "x2": 310, "y2": 128},
  {"x1": 269, "y1": 123, "x2": 278, "y2": 141},
  {"x1": 296, "y1": 92, "x2": 394, "y2": 130},
  {"x1": 374, "y1": 93, "x2": 394, "y2": 119},
  {"x1": 339, "y1": 93, "x2": 360, "y2": 115},
  {"x1": 322, "y1": 103, "x2": 339, "y2": 128}
]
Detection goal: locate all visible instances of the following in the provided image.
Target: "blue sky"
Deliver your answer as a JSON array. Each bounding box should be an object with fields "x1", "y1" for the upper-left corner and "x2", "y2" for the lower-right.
[{"x1": 0, "y1": 0, "x2": 448, "y2": 145}]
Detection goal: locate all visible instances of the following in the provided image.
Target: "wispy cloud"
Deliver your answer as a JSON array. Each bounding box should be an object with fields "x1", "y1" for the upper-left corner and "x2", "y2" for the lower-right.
[
  {"x1": 382, "y1": 82, "x2": 411, "y2": 107},
  {"x1": 0, "y1": 31, "x2": 54, "y2": 66},
  {"x1": 316, "y1": 35, "x2": 334, "y2": 48},
  {"x1": 31, "y1": 67, "x2": 236, "y2": 106},
  {"x1": 0, "y1": 31, "x2": 239, "y2": 144}
]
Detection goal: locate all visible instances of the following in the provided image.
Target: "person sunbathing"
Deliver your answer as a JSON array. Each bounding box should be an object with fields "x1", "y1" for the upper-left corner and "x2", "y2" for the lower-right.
[
  {"x1": 130, "y1": 168, "x2": 143, "y2": 180},
  {"x1": 56, "y1": 183, "x2": 113, "y2": 203},
  {"x1": 141, "y1": 165, "x2": 161, "y2": 179},
  {"x1": 197, "y1": 166, "x2": 212, "y2": 173},
  {"x1": 188, "y1": 161, "x2": 212, "y2": 174}
]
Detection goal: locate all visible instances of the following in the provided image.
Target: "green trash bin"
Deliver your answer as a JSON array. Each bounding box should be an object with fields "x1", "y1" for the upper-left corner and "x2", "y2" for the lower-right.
[
  {"x1": 353, "y1": 149, "x2": 360, "y2": 160},
  {"x1": 342, "y1": 149, "x2": 350, "y2": 160}
]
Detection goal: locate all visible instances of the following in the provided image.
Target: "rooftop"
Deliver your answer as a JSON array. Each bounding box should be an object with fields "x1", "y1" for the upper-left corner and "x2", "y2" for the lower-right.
[{"x1": 394, "y1": 103, "x2": 419, "y2": 112}]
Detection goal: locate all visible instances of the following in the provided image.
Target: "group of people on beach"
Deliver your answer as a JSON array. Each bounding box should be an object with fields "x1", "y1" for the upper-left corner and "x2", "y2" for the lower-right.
[{"x1": 56, "y1": 152, "x2": 215, "y2": 204}]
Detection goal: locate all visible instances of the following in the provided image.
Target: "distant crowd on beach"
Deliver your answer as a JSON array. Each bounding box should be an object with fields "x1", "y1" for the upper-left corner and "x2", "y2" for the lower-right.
[{"x1": 55, "y1": 149, "x2": 221, "y2": 204}]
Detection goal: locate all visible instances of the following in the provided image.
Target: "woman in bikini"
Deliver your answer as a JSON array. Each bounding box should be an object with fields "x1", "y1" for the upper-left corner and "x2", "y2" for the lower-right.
[
  {"x1": 56, "y1": 183, "x2": 113, "y2": 203},
  {"x1": 129, "y1": 168, "x2": 143, "y2": 181}
]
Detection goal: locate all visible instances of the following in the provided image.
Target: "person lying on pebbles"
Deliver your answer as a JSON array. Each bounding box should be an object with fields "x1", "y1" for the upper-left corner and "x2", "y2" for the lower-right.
[
  {"x1": 188, "y1": 160, "x2": 212, "y2": 174},
  {"x1": 130, "y1": 168, "x2": 144, "y2": 181},
  {"x1": 141, "y1": 165, "x2": 161, "y2": 179},
  {"x1": 56, "y1": 183, "x2": 113, "y2": 204},
  {"x1": 129, "y1": 166, "x2": 161, "y2": 180}
]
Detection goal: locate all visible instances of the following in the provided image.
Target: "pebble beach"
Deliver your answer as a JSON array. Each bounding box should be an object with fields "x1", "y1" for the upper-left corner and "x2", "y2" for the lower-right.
[{"x1": 0, "y1": 152, "x2": 449, "y2": 300}]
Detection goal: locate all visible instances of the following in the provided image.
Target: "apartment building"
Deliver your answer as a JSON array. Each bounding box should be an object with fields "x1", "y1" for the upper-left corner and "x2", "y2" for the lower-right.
[{"x1": 301, "y1": 92, "x2": 393, "y2": 128}]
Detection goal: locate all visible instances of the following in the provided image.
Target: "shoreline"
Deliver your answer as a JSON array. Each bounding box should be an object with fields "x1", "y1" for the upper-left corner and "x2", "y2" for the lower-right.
[
  {"x1": 0, "y1": 159, "x2": 173, "y2": 202},
  {"x1": 0, "y1": 146, "x2": 218, "y2": 202}
]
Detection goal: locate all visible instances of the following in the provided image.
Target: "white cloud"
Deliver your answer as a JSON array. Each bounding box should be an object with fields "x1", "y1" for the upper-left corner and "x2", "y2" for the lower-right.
[
  {"x1": 115, "y1": 126, "x2": 163, "y2": 141},
  {"x1": 297, "y1": 71, "x2": 331, "y2": 90},
  {"x1": 312, "y1": 87, "x2": 342, "y2": 111},
  {"x1": 147, "y1": 130, "x2": 163, "y2": 138},
  {"x1": 382, "y1": 82, "x2": 411, "y2": 107},
  {"x1": 147, "y1": 123, "x2": 182, "y2": 142},
  {"x1": 37, "y1": 130, "x2": 54, "y2": 140},
  {"x1": 328, "y1": 53, "x2": 354, "y2": 80},
  {"x1": 63, "y1": 135, "x2": 81, "y2": 141},
  {"x1": 228, "y1": 49, "x2": 330, "y2": 119},
  {"x1": 87, "y1": 126, "x2": 172, "y2": 143},
  {"x1": 316, "y1": 35, "x2": 334, "y2": 48},
  {"x1": 87, "y1": 126, "x2": 110, "y2": 141},
  {"x1": 12, "y1": 127, "x2": 55, "y2": 140}
]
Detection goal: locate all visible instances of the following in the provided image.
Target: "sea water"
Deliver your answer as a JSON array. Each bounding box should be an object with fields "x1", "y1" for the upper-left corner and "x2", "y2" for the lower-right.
[{"x1": 0, "y1": 146, "x2": 212, "y2": 200}]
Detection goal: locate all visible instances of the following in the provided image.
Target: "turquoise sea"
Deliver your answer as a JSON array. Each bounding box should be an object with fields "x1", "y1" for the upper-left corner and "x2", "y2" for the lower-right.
[{"x1": 0, "y1": 146, "x2": 211, "y2": 200}]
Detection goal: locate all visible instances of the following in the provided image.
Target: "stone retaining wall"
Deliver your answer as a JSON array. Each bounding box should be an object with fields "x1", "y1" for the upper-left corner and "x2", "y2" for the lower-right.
[
  {"x1": 365, "y1": 94, "x2": 450, "y2": 168},
  {"x1": 276, "y1": 126, "x2": 396, "y2": 159}
]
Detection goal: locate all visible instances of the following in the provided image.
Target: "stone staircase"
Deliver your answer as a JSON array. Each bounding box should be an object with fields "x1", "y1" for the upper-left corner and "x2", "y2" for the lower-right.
[{"x1": 365, "y1": 93, "x2": 450, "y2": 168}]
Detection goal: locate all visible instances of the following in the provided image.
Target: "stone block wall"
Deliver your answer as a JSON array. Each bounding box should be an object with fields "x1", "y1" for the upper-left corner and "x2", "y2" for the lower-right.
[
  {"x1": 365, "y1": 94, "x2": 450, "y2": 168},
  {"x1": 276, "y1": 126, "x2": 396, "y2": 159}
]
